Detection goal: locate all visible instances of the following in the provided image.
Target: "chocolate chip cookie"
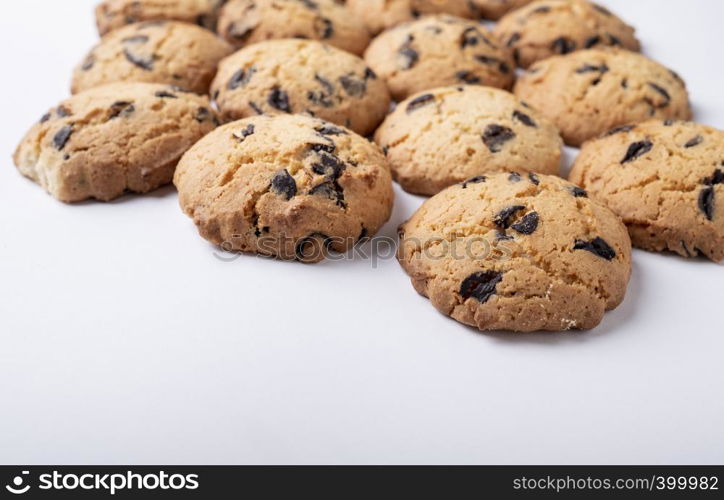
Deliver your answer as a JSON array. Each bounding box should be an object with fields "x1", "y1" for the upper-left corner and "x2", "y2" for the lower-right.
[
  {"x1": 96, "y1": 0, "x2": 228, "y2": 35},
  {"x1": 174, "y1": 114, "x2": 394, "y2": 262},
  {"x1": 570, "y1": 119, "x2": 724, "y2": 262},
  {"x1": 514, "y1": 48, "x2": 692, "y2": 146},
  {"x1": 218, "y1": 0, "x2": 370, "y2": 56},
  {"x1": 211, "y1": 39, "x2": 390, "y2": 136},
  {"x1": 13, "y1": 83, "x2": 218, "y2": 202},
  {"x1": 398, "y1": 172, "x2": 632, "y2": 332},
  {"x1": 375, "y1": 85, "x2": 562, "y2": 195},
  {"x1": 73, "y1": 21, "x2": 233, "y2": 94},
  {"x1": 495, "y1": 0, "x2": 640, "y2": 68},
  {"x1": 364, "y1": 15, "x2": 515, "y2": 101}
]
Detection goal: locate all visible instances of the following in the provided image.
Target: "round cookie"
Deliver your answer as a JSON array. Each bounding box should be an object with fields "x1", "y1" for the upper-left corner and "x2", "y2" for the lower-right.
[
  {"x1": 211, "y1": 39, "x2": 390, "y2": 136},
  {"x1": 96, "y1": 0, "x2": 228, "y2": 35},
  {"x1": 174, "y1": 114, "x2": 394, "y2": 263},
  {"x1": 73, "y1": 21, "x2": 233, "y2": 95},
  {"x1": 13, "y1": 83, "x2": 218, "y2": 203},
  {"x1": 570, "y1": 120, "x2": 724, "y2": 262},
  {"x1": 495, "y1": 0, "x2": 640, "y2": 68},
  {"x1": 398, "y1": 172, "x2": 632, "y2": 332},
  {"x1": 364, "y1": 15, "x2": 515, "y2": 101},
  {"x1": 218, "y1": 0, "x2": 370, "y2": 56},
  {"x1": 375, "y1": 86, "x2": 562, "y2": 195},
  {"x1": 513, "y1": 48, "x2": 692, "y2": 147}
]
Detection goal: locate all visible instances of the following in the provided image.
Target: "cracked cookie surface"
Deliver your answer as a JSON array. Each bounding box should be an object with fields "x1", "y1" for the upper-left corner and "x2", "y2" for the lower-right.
[
  {"x1": 398, "y1": 172, "x2": 631, "y2": 332},
  {"x1": 375, "y1": 85, "x2": 562, "y2": 195},
  {"x1": 514, "y1": 48, "x2": 691, "y2": 146},
  {"x1": 13, "y1": 82, "x2": 218, "y2": 202},
  {"x1": 211, "y1": 39, "x2": 390, "y2": 136},
  {"x1": 495, "y1": 0, "x2": 640, "y2": 68},
  {"x1": 174, "y1": 114, "x2": 394, "y2": 262},
  {"x1": 364, "y1": 15, "x2": 515, "y2": 101},
  {"x1": 218, "y1": 0, "x2": 370, "y2": 56},
  {"x1": 73, "y1": 21, "x2": 233, "y2": 95},
  {"x1": 95, "y1": 0, "x2": 228, "y2": 35},
  {"x1": 570, "y1": 119, "x2": 724, "y2": 262}
]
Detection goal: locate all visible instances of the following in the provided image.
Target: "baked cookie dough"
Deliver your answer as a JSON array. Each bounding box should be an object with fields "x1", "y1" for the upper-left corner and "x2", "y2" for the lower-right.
[
  {"x1": 211, "y1": 39, "x2": 390, "y2": 136},
  {"x1": 218, "y1": 0, "x2": 370, "y2": 56},
  {"x1": 174, "y1": 114, "x2": 394, "y2": 263},
  {"x1": 364, "y1": 15, "x2": 515, "y2": 101},
  {"x1": 398, "y1": 172, "x2": 632, "y2": 332},
  {"x1": 375, "y1": 85, "x2": 562, "y2": 195},
  {"x1": 514, "y1": 48, "x2": 692, "y2": 146},
  {"x1": 570, "y1": 119, "x2": 724, "y2": 262},
  {"x1": 13, "y1": 82, "x2": 218, "y2": 202},
  {"x1": 96, "y1": 0, "x2": 228, "y2": 35},
  {"x1": 73, "y1": 21, "x2": 233, "y2": 95},
  {"x1": 471, "y1": 0, "x2": 536, "y2": 20},
  {"x1": 495, "y1": 0, "x2": 640, "y2": 68}
]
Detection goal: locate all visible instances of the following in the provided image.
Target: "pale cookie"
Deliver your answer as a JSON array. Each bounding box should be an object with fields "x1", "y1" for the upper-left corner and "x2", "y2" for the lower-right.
[
  {"x1": 471, "y1": 0, "x2": 536, "y2": 20},
  {"x1": 96, "y1": 0, "x2": 228, "y2": 35},
  {"x1": 218, "y1": 0, "x2": 370, "y2": 56},
  {"x1": 174, "y1": 114, "x2": 394, "y2": 263},
  {"x1": 495, "y1": 0, "x2": 640, "y2": 68},
  {"x1": 13, "y1": 83, "x2": 218, "y2": 203},
  {"x1": 211, "y1": 39, "x2": 390, "y2": 136},
  {"x1": 514, "y1": 48, "x2": 692, "y2": 146},
  {"x1": 73, "y1": 21, "x2": 233, "y2": 95},
  {"x1": 398, "y1": 172, "x2": 632, "y2": 332},
  {"x1": 375, "y1": 85, "x2": 562, "y2": 195},
  {"x1": 364, "y1": 15, "x2": 515, "y2": 101},
  {"x1": 570, "y1": 120, "x2": 724, "y2": 262}
]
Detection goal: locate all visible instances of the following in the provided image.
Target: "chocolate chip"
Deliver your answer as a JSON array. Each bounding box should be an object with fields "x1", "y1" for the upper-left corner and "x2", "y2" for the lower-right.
[
  {"x1": 268, "y1": 87, "x2": 291, "y2": 112},
  {"x1": 123, "y1": 49, "x2": 154, "y2": 70},
  {"x1": 584, "y1": 35, "x2": 602, "y2": 48},
  {"x1": 663, "y1": 119, "x2": 674, "y2": 126},
  {"x1": 312, "y1": 151, "x2": 345, "y2": 179},
  {"x1": 461, "y1": 176, "x2": 486, "y2": 188},
  {"x1": 315, "y1": 124, "x2": 347, "y2": 136},
  {"x1": 233, "y1": 123, "x2": 255, "y2": 142},
  {"x1": 511, "y1": 212, "x2": 539, "y2": 235},
  {"x1": 482, "y1": 124, "x2": 515, "y2": 153},
  {"x1": 704, "y1": 169, "x2": 724, "y2": 186},
  {"x1": 684, "y1": 136, "x2": 703, "y2": 148},
  {"x1": 552, "y1": 37, "x2": 576, "y2": 54},
  {"x1": 529, "y1": 172, "x2": 540, "y2": 185},
  {"x1": 512, "y1": 110, "x2": 536, "y2": 128},
  {"x1": 358, "y1": 227, "x2": 368, "y2": 241},
  {"x1": 648, "y1": 82, "x2": 671, "y2": 107},
  {"x1": 296, "y1": 233, "x2": 332, "y2": 261},
  {"x1": 474, "y1": 55, "x2": 510, "y2": 74},
  {"x1": 699, "y1": 187, "x2": 715, "y2": 220},
  {"x1": 507, "y1": 32, "x2": 521, "y2": 47},
  {"x1": 314, "y1": 17, "x2": 333, "y2": 39},
  {"x1": 398, "y1": 35, "x2": 419, "y2": 70},
  {"x1": 81, "y1": 55, "x2": 95, "y2": 71},
  {"x1": 40, "y1": 112, "x2": 51, "y2": 123},
  {"x1": 228, "y1": 67, "x2": 255, "y2": 90},
  {"x1": 364, "y1": 67, "x2": 377, "y2": 80},
  {"x1": 456, "y1": 70, "x2": 480, "y2": 84},
  {"x1": 155, "y1": 90, "x2": 177, "y2": 99},
  {"x1": 460, "y1": 271, "x2": 503, "y2": 303},
  {"x1": 604, "y1": 124, "x2": 636, "y2": 137},
  {"x1": 574, "y1": 237, "x2": 616, "y2": 260},
  {"x1": 309, "y1": 142, "x2": 336, "y2": 154},
  {"x1": 339, "y1": 74, "x2": 366, "y2": 97},
  {"x1": 299, "y1": 0, "x2": 319, "y2": 8},
  {"x1": 56, "y1": 106, "x2": 71, "y2": 118},
  {"x1": 195, "y1": 107, "x2": 213, "y2": 123},
  {"x1": 607, "y1": 33, "x2": 622, "y2": 46},
  {"x1": 494, "y1": 205, "x2": 525, "y2": 229},
  {"x1": 270, "y1": 169, "x2": 297, "y2": 200},
  {"x1": 530, "y1": 6, "x2": 551, "y2": 14},
  {"x1": 621, "y1": 140, "x2": 653, "y2": 164},
  {"x1": 508, "y1": 172, "x2": 522, "y2": 182},
  {"x1": 53, "y1": 125, "x2": 73, "y2": 150},
  {"x1": 461, "y1": 26, "x2": 493, "y2": 49},
  {"x1": 576, "y1": 64, "x2": 609, "y2": 74},
  {"x1": 308, "y1": 74, "x2": 335, "y2": 107},
  {"x1": 249, "y1": 101, "x2": 264, "y2": 115},
  {"x1": 309, "y1": 180, "x2": 345, "y2": 208},
  {"x1": 108, "y1": 101, "x2": 135, "y2": 119},
  {"x1": 570, "y1": 186, "x2": 588, "y2": 197},
  {"x1": 406, "y1": 93, "x2": 435, "y2": 113}
]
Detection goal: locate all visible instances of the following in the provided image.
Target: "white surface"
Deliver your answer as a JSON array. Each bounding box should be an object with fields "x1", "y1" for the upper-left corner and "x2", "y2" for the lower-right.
[{"x1": 1, "y1": 0, "x2": 723, "y2": 465}]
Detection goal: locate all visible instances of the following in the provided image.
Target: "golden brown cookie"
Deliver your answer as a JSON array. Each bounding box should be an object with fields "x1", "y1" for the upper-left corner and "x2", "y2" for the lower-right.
[
  {"x1": 73, "y1": 21, "x2": 233, "y2": 95},
  {"x1": 211, "y1": 39, "x2": 390, "y2": 136},
  {"x1": 398, "y1": 172, "x2": 632, "y2": 332},
  {"x1": 570, "y1": 119, "x2": 724, "y2": 262},
  {"x1": 218, "y1": 0, "x2": 370, "y2": 56},
  {"x1": 364, "y1": 15, "x2": 515, "y2": 101},
  {"x1": 174, "y1": 114, "x2": 394, "y2": 263},
  {"x1": 514, "y1": 48, "x2": 692, "y2": 146},
  {"x1": 14, "y1": 83, "x2": 218, "y2": 202},
  {"x1": 95, "y1": 0, "x2": 228, "y2": 35},
  {"x1": 375, "y1": 86, "x2": 562, "y2": 195}
]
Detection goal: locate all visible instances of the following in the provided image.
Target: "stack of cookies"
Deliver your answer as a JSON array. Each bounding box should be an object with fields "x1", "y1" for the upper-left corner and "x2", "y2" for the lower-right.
[{"x1": 13, "y1": 0, "x2": 723, "y2": 333}]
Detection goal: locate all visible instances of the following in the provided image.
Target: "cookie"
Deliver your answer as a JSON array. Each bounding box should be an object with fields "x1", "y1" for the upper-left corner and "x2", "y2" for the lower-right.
[
  {"x1": 398, "y1": 172, "x2": 632, "y2": 332},
  {"x1": 471, "y1": 0, "x2": 536, "y2": 20},
  {"x1": 218, "y1": 0, "x2": 370, "y2": 56},
  {"x1": 375, "y1": 86, "x2": 562, "y2": 195},
  {"x1": 570, "y1": 120, "x2": 724, "y2": 262},
  {"x1": 513, "y1": 48, "x2": 692, "y2": 146},
  {"x1": 96, "y1": 0, "x2": 228, "y2": 35},
  {"x1": 73, "y1": 21, "x2": 233, "y2": 95},
  {"x1": 364, "y1": 15, "x2": 515, "y2": 101},
  {"x1": 211, "y1": 39, "x2": 390, "y2": 136},
  {"x1": 13, "y1": 83, "x2": 218, "y2": 203},
  {"x1": 174, "y1": 114, "x2": 394, "y2": 263},
  {"x1": 495, "y1": 0, "x2": 640, "y2": 68}
]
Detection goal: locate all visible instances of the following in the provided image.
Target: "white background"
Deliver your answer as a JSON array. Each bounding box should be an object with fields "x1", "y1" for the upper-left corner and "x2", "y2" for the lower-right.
[{"x1": 1, "y1": 0, "x2": 723, "y2": 465}]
